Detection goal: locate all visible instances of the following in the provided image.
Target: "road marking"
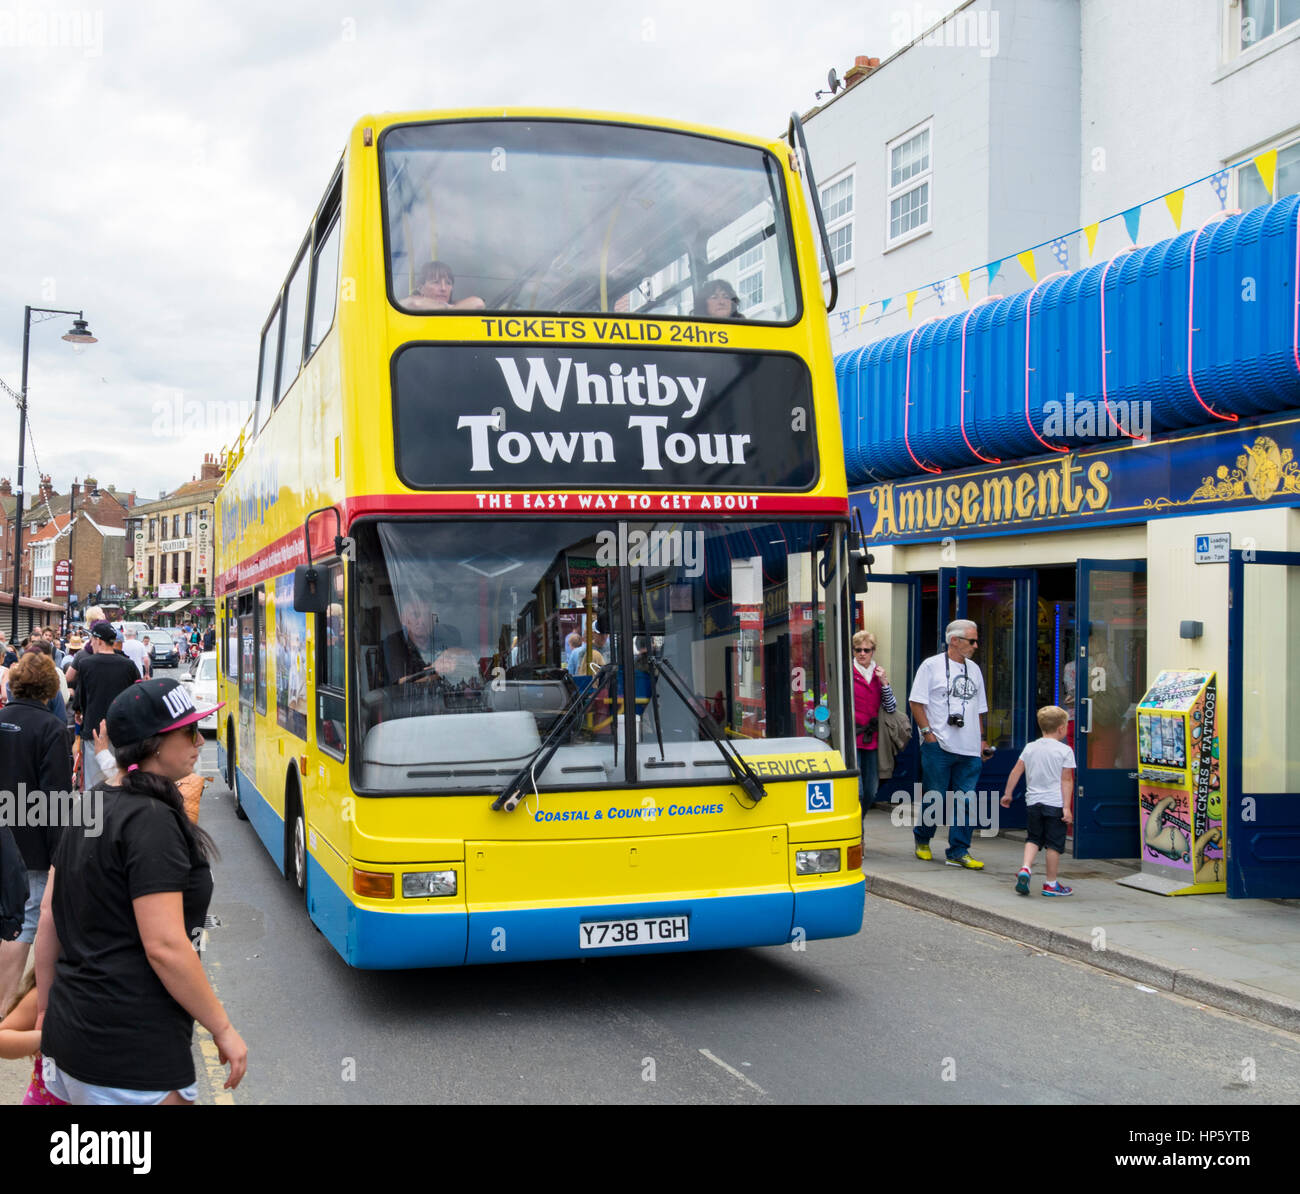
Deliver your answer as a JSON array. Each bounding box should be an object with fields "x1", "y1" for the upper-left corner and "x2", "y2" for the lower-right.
[
  {"x1": 197, "y1": 1026, "x2": 235, "y2": 1105},
  {"x1": 698, "y1": 1048, "x2": 767, "y2": 1095}
]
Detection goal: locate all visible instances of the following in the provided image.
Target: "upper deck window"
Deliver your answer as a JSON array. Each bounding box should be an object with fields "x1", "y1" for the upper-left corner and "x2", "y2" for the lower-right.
[{"x1": 381, "y1": 120, "x2": 800, "y2": 323}]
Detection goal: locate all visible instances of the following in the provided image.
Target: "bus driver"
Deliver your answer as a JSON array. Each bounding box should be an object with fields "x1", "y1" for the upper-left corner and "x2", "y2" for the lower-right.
[{"x1": 380, "y1": 596, "x2": 477, "y2": 691}]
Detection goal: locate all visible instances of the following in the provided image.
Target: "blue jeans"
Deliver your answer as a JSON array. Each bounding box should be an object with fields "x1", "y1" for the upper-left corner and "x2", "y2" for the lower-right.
[
  {"x1": 913, "y1": 742, "x2": 983, "y2": 860},
  {"x1": 858, "y1": 749, "x2": 880, "y2": 812}
]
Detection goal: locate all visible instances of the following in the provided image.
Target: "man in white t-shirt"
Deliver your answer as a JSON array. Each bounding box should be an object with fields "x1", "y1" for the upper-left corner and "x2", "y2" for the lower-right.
[
  {"x1": 907, "y1": 619, "x2": 992, "y2": 868},
  {"x1": 121, "y1": 628, "x2": 149, "y2": 678},
  {"x1": 1000, "y1": 704, "x2": 1076, "y2": 895}
]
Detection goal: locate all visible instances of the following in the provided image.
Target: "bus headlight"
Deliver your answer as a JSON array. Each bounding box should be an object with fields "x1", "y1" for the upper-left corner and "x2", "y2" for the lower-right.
[
  {"x1": 795, "y1": 849, "x2": 840, "y2": 875},
  {"x1": 402, "y1": 870, "x2": 458, "y2": 898}
]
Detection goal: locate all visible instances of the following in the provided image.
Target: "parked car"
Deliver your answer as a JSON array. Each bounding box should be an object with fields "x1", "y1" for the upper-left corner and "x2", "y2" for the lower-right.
[
  {"x1": 149, "y1": 630, "x2": 180, "y2": 669},
  {"x1": 183, "y1": 651, "x2": 219, "y2": 733}
]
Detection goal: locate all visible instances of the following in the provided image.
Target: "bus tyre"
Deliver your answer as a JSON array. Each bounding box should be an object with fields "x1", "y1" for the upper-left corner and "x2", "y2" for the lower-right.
[
  {"x1": 228, "y1": 728, "x2": 248, "y2": 821},
  {"x1": 289, "y1": 790, "x2": 307, "y2": 899}
]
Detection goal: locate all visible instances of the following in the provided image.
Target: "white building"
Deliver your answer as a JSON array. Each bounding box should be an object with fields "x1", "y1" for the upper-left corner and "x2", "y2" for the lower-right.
[{"x1": 802, "y1": 0, "x2": 1300, "y2": 350}]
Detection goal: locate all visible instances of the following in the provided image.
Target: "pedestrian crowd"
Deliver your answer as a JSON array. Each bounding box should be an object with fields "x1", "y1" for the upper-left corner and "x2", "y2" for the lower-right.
[
  {"x1": 855, "y1": 617, "x2": 1076, "y2": 894},
  {"x1": 0, "y1": 609, "x2": 245, "y2": 1104}
]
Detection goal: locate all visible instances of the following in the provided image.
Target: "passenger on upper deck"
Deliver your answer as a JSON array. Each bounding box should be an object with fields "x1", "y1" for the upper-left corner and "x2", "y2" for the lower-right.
[
  {"x1": 695, "y1": 279, "x2": 742, "y2": 319},
  {"x1": 402, "y1": 260, "x2": 486, "y2": 311}
]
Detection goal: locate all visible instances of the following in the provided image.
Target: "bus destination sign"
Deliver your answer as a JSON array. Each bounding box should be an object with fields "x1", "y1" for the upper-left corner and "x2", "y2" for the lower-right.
[{"x1": 392, "y1": 344, "x2": 817, "y2": 490}]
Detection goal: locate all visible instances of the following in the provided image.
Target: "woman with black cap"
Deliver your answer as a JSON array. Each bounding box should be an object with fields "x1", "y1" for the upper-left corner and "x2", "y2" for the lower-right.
[{"x1": 34, "y1": 678, "x2": 247, "y2": 1105}]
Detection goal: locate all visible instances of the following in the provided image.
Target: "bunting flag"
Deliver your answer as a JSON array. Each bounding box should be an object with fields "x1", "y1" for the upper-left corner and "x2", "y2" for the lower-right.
[
  {"x1": 1164, "y1": 188, "x2": 1185, "y2": 231},
  {"x1": 1122, "y1": 206, "x2": 1142, "y2": 244},
  {"x1": 1253, "y1": 149, "x2": 1278, "y2": 198},
  {"x1": 1210, "y1": 170, "x2": 1230, "y2": 209},
  {"x1": 826, "y1": 158, "x2": 1266, "y2": 340}
]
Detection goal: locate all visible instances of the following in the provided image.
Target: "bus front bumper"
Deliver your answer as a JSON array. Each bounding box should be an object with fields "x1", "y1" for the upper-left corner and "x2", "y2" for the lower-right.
[{"x1": 307, "y1": 854, "x2": 865, "y2": 969}]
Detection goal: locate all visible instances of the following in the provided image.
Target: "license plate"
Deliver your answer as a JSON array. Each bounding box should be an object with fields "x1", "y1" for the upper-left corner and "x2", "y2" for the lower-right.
[{"x1": 578, "y1": 916, "x2": 689, "y2": 949}]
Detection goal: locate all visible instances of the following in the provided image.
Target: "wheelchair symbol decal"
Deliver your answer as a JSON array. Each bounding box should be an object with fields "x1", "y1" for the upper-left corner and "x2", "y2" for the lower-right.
[{"x1": 806, "y1": 781, "x2": 833, "y2": 813}]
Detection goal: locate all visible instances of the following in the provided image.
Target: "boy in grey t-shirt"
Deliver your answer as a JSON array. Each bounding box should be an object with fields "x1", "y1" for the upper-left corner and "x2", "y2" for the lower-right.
[{"x1": 1000, "y1": 705, "x2": 1075, "y2": 896}]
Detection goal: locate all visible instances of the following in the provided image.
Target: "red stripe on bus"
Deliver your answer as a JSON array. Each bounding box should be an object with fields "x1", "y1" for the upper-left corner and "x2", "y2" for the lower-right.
[{"x1": 213, "y1": 492, "x2": 848, "y2": 592}]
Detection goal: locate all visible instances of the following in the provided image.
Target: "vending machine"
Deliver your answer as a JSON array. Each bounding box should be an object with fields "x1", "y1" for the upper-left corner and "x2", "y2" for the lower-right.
[{"x1": 1119, "y1": 670, "x2": 1224, "y2": 896}]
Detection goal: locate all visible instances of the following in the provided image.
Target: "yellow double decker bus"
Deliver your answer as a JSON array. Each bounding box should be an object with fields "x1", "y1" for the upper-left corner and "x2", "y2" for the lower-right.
[{"x1": 215, "y1": 108, "x2": 864, "y2": 968}]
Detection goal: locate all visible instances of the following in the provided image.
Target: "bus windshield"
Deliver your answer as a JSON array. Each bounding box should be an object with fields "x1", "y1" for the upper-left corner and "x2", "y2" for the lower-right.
[
  {"x1": 381, "y1": 120, "x2": 799, "y2": 321},
  {"x1": 353, "y1": 518, "x2": 848, "y2": 794}
]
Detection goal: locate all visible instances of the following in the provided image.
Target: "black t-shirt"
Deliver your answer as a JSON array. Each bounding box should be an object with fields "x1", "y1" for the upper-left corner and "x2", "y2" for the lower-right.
[
  {"x1": 72, "y1": 651, "x2": 141, "y2": 739},
  {"x1": 43, "y1": 787, "x2": 213, "y2": 1091}
]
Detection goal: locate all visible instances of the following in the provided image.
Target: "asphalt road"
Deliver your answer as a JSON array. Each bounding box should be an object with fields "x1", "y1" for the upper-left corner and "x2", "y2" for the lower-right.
[{"x1": 191, "y1": 739, "x2": 1300, "y2": 1106}]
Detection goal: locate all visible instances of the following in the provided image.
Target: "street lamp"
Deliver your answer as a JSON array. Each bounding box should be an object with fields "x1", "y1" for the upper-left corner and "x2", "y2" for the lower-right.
[{"x1": 12, "y1": 306, "x2": 97, "y2": 641}]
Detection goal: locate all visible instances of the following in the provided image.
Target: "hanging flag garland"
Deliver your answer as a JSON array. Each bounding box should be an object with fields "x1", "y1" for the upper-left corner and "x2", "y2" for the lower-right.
[{"x1": 831, "y1": 156, "x2": 1289, "y2": 339}]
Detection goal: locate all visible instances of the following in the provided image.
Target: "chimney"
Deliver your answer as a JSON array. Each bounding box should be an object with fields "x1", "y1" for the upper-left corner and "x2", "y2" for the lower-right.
[
  {"x1": 201, "y1": 453, "x2": 223, "y2": 481},
  {"x1": 0, "y1": 478, "x2": 10, "y2": 496},
  {"x1": 844, "y1": 54, "x2": 880, "y2": 88},
  {"x1": 38, "y1": 474, "x2": 54, "y2": 503},
  {"x1": 70, "y1": 481, "x2": 81, "y2": 508},
  {"x1": 84, "y1": 475, "x2": 99, "y2": 492}
]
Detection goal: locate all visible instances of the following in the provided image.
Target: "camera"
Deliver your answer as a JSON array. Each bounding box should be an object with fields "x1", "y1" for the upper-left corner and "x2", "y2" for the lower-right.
[{"x1": 947, "y1": 713, "x2": 964, "y2": 728}]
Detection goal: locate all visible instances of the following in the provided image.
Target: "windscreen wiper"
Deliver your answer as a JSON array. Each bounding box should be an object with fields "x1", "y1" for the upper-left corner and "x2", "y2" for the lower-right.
[
  {"x1": 647, "y1": 656, "x2": 767, "y2": 805},
  {"x1": 492, "y1": 662, "x2": 619, "y2": 812}
]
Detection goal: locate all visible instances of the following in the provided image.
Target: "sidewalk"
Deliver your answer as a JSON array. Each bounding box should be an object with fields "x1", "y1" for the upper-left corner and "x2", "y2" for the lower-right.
[{"x1": 863, "y1": 806, "x2": 1300, "y2": 1034}]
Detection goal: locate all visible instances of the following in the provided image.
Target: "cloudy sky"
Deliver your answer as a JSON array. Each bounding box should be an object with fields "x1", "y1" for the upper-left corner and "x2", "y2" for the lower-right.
[{"x1": 0, "y1": 0, "x2": 946, "y2": 503}]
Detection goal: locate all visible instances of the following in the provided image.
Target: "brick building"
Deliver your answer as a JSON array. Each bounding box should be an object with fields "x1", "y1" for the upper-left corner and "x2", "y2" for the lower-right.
[{"x1": 127, "y1": 454, "x2": 224, "y2": 627}]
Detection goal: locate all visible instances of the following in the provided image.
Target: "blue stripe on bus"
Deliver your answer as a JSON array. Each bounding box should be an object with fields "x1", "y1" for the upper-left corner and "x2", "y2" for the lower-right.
[{"x1": 305, "y1": 859, "x2": 865, "y2": 969}]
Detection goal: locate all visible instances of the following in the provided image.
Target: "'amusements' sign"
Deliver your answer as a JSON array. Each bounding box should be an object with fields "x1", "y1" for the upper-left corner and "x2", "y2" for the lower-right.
[{"x1": 392, "y1": 344, "x2": 817, "y2": 490}]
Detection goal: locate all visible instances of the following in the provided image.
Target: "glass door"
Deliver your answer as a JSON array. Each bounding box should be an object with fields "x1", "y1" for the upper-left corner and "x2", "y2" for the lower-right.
[
  {"x1": 856, "y1": 572, "x2": 922, "y2": 804},
  {"x1": 955, "y1": 567, "x2": 1036, "y2": 830},
  {"x1": 1072, "y1": 559, "x2": 1146, "y2": 859},
  {"x1": 1227, "y1": 549, "x2": 1300, "y2": 897}
]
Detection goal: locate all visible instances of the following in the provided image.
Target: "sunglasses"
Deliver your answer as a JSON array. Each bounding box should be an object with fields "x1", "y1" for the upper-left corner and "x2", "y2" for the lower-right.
[
  {"x1": 958, "y1": 637, "x2": 979, "y2": 645},
  {"x1": 854, "y1": 647, "x2": 875, "y2": 653}
]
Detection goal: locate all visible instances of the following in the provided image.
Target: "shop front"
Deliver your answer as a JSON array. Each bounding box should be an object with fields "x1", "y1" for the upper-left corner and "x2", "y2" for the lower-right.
[{"x1": 851, "y1": 413, "x2": 1300, "y2": 895}]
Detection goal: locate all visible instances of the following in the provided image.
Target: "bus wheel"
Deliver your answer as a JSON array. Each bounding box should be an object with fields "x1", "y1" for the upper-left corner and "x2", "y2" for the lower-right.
[
  {"x1": 287, "y1": 786, "x2": 307, "y2": 898},
  {"x1": 228, "y1": 726, "x2": 248, "y2": 821}
]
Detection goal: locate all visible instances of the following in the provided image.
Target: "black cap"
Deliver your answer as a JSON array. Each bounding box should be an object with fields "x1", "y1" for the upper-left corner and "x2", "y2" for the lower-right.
[
  {"x1": 107, "y1": 678, "x2": 225, "y2": 747},
  {"x1": 90, "y1": 620, "x2": 117, "y2": 645}
]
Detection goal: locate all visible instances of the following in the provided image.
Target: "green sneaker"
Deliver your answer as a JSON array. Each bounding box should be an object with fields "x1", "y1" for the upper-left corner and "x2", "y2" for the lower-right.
[
  {"x1": 1015, "y1": 869, "x2": 1030, "y2": 895},
  {"x1": 914, "y1": 842, "x2": 933, "y2": 861},
  {"x1": 944, "y1": 853, "x2": 985, "y2": 870}
]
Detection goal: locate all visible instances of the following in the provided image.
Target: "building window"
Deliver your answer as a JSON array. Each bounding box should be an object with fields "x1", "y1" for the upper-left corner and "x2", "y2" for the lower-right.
[
  {"x1": 185, "y1": 511, "x2": 193, "y2": 536},
  {"x1": 818, "y1": 172, "x2": 854, "y2": 271},
  {"x1": 184, "y1": 554, "x2": 192, "y2": 587},
  {"x1": 1239, "y1": 0, "x2": 1300, "y2": 51},
  {"x1": 737, "y1": 270, "x2": 764, "y2": 310},
  {"x1": 148, "y1": 518, "x2": 156, "y2": 541},
  {"x1": 148, "y1": 557, "x2": 155, "y2": 588},
  {"x1": 887, "y1": 122, "x2": 933, "y2": 247},
  {"x1": 173, "y1": 514, "x2": 181, "y2": 539},
  {"x1": 1236, "y1": 133, "x2": 1300, "y2": 211}
]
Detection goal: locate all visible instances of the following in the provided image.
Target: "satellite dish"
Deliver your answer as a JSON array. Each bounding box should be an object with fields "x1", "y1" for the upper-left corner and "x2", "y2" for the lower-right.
[{"x1": 828, "y1": 68, "x2": 841, "y2": 94}]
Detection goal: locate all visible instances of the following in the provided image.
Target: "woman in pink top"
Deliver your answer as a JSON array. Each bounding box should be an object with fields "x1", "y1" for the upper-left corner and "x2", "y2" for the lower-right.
[{"x1": 852, "y1": 630, "x2": 897, "y2": 814}]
